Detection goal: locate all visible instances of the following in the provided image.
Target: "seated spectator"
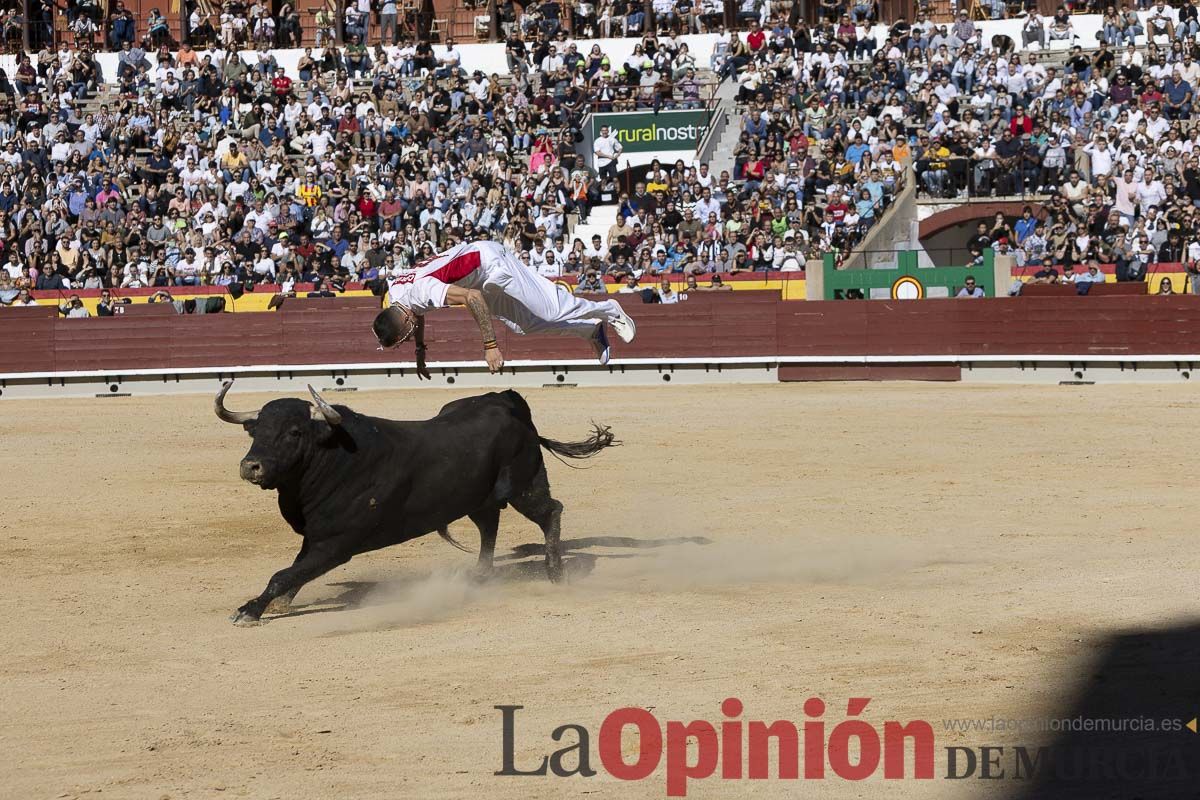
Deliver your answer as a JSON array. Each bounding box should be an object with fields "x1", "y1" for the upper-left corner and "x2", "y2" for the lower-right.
[{"x1": 58, "y1": 293, "x2": 91, "y2": 317}]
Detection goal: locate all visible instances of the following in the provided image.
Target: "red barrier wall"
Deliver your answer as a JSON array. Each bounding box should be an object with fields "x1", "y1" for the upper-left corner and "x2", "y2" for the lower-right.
[{"x1": 4, "y1": 294, "x2": 1200, "y2": 376}]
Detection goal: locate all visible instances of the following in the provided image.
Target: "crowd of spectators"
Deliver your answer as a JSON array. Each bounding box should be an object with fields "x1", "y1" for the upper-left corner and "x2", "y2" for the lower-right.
[
  {"x1": 9, "y1": 0, "x2": 1200, "y2": 307},
  {"x1": 0, "y1": 0, "x2": 900, "y2": 305},
  {"x1": 881, "y1": 1, "x2": 1200, "y2": 283},
  {"x1": 695, "y1": 0, "x2": 1200, "y2": 283},
  {"x1": 31, "y1": 0, "x2": 749, "y2": 54},
  {"x1": 0, "y1": 0, "x2": 760, "y2": 304}
]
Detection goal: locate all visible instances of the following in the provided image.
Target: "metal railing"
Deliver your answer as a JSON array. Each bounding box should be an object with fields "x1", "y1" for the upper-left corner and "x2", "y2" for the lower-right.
[{"x1": 913, "y1": 157, "x2": 1060, "y2": 201}]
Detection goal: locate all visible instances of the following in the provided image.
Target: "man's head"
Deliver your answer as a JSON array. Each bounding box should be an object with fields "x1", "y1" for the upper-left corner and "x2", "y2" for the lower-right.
[{"x1": 372, "y1": 305, "x2": 417, "y2": 348}]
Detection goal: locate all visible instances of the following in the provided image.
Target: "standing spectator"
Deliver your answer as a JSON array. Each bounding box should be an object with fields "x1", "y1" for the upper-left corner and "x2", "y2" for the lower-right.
[
  {"x1": 381, "y1": 0, "x2": 398, "y2": 45},
  {"x1": 593, "y1": 124, "x2": 622, "y2": 182}
]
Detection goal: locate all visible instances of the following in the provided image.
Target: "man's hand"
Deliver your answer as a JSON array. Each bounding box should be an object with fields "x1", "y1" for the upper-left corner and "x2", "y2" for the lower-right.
[
  {"x1": 415, "y1": 345, "x2": 432, "y2": 380},
  {"x1": 485, "y1": 347, "x2": 504, "y2": 373}
]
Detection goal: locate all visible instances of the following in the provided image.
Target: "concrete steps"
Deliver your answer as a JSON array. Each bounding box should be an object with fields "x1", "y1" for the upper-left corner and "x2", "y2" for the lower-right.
[{"x1": 568, "y1": 203, "x2": 621, "y2": 246}]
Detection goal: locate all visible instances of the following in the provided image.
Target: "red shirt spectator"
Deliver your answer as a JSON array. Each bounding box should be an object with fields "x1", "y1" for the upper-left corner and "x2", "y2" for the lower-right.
[
  {"x1": 356, "y1": 194, "x2": 377, "y2": 218},
  {"x1": 295, "y1": 240, "x2": 316, "y2": 262},
  {"x1": 747, "y1": 27, "x2": 766, "y2": 52},
  {"x1": 271, "y1": 72, "x2": 293, "y2": 97},
  {"x1": 743, "y1": 157, "x2": 766, "y2": 181},
  {"x1": 1010, "y1": 111, "x2": 1033, "y2": 136}
]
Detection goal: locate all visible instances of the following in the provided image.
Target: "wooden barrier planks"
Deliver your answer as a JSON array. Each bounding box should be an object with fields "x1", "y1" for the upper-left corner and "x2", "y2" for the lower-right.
[
  {"x1": 277, "y1": 296, "x2": 385, "y2": 313},
  {"x1": 0, "y1": 311, "x2": 55, "y2": 373},
  {"x1": 170, "y1": 314, "x2": 285, "y2": 369},
  {"x1": 53, "y1": 317, "x2": 173, "y2": 372},
  {"x1": 775, "y1": 302, "x2": 869, "y2": 356},
  {"x1": 5, "y1": 295, "x2": 1200, "y2": 377}
]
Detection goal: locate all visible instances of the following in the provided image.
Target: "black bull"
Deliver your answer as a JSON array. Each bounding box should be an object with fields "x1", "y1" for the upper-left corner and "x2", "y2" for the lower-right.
[{"x1": 214, "y1": 381, "x2": 617, "y2": 626}]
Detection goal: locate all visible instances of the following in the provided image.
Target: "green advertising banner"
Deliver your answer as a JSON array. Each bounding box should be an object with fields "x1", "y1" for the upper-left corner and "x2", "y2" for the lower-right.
[
  {"x1": 820, "y1": 251, "x2": 996, "y2": 300},
  {"x1": 592, "y1": 110, "x2": 711, "y2": 154}
]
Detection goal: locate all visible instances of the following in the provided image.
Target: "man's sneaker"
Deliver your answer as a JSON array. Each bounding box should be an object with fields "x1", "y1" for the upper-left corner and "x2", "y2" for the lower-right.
[
  {"x1": 591, "y1": 322, "x2": 611, "y2": 365},
  {"x1": 610, "y1": 305, "x2": 637, "y2": 343}
]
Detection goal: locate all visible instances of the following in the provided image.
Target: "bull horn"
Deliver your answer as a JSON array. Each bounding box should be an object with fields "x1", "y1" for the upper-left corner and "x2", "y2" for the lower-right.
[
  {"x1": 308, "y1": 385, "x2": 343, "y2": 426},
  {"x1": 214, "y1": 380, "x2": 259, "y2": 424}
]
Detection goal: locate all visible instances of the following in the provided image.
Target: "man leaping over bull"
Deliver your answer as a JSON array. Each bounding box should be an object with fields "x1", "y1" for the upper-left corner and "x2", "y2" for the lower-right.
[{"x1": 372, "y1": 239, "x2": 636, "y2": 372}]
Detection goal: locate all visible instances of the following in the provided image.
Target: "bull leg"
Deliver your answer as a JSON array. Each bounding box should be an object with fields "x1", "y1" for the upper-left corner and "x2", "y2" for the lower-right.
[
  {"x1": 510, "y1": 466, "x2": 565, "y2": 583},
  {"x1": 264, "y1": 539, "x2": 309, "y2": 615},
  {"x1": 232, "y1": 538, "x2": 352, "y2": 626},
  {"x1": 467, "y1": 507, "x2": 501, "y2": 580}
]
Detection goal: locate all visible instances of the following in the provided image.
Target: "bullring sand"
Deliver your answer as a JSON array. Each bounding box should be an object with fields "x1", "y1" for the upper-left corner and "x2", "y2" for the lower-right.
[{"x1": 2, "y1": 383, "x2": 1197, "y2": 799}]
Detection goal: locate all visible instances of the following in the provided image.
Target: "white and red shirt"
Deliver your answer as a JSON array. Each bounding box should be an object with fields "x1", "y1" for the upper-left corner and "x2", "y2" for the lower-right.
[{"x1": 386, "y1": 241, "x2": 502, "y2": 314}]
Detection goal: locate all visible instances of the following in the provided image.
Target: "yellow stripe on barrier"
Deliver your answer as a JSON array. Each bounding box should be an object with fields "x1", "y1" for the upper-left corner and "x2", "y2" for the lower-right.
[
  {"x1": 56, "y1": 280, "x2": 814, "y2": 317},
  {"x1": 601, "y1": 278, "x2": 807, "y2": 300},
  {"x1": 60, "y1": 290, "x2": 379, "y2": 316},
  {"x1": 1016, "y1": 274, "x2": 1188, "y2": 295}
]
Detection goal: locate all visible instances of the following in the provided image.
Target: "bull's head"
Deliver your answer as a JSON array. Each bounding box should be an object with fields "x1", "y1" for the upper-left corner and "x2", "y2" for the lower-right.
[{"x1": 214, "y1": 380, "x2": 344, "y2": 490}]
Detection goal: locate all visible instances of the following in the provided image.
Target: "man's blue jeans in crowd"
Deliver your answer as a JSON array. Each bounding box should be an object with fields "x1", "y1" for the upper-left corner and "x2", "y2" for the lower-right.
[
  {"x1": 922, "y1": 168, "x2": 948, "y2": 195},
  {"x1": 627, "y1": 11, "x2": 644, "y2": 32},
  {"x1": 1168, "y1": 102, "x2": 1193, "y2": 119},
  {"x1": 1177, "y1": 19, "x2": 1200, "y2": 38}
]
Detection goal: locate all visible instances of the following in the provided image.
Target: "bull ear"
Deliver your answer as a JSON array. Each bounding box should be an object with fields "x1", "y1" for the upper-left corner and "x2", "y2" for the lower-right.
[
  {"x1": 214, "y1": 379, "x2": 259, "y2": 424},
  {"x1": 308, "y1": 384, "x2": 343, "y2": 426}
]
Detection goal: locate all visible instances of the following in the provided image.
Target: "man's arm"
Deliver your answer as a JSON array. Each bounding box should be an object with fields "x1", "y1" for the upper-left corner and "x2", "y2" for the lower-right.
[
  {"x1": 444, "y1": 284, "x2": 503, "y2": 373},
  {"x1": 411, "y1": 314, "x2": 432, "y2": 380}
]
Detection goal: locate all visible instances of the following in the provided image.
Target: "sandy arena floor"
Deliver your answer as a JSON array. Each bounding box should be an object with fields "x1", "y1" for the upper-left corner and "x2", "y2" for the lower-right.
[{"x1": 2, "y1": 382, "x2": 1198, "y2": 799}]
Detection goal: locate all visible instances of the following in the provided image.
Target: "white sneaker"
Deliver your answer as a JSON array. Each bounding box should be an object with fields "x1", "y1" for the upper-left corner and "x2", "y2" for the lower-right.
[
  {"x1": 610, "y1": 305, "x2": 637, "y2": 343},
  {"x1": 591, "y1": 322, "x2": 611, "y2": 365}
]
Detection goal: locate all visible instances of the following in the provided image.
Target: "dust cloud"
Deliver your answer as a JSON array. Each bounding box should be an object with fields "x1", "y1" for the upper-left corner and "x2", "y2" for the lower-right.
[{"x1": 299, "y1": 533, "x2": 956, "y2": 635}]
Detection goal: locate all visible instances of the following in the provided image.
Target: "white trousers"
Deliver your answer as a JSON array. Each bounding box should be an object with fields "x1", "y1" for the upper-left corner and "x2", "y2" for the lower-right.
[{"x1": 479, "y1": 250, "x2": 622, "y2": 340}]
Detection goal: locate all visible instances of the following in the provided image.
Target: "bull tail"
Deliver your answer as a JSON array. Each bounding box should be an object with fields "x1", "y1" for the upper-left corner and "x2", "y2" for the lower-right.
[
  {"x1": 437, "y1": 526, "x2": 474, "y2": 554},
  {"x1": 539, "y1": 424, "x2": 619, "y2": 467}
]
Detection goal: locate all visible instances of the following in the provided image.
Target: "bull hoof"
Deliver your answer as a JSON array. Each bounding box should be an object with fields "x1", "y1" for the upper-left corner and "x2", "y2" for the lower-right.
[
  {"x1": 264, "y1": 597, "x2": 291, "y2": 615},
  {"x1": 230, "y1": 610, "x2": 264, "y2": 627},
  {"x1": 469, "y1": 565, "x2": 493, "y2": 584},
  {"x1": 546, "y1": 564, "x2": 564, "y2": 584}
]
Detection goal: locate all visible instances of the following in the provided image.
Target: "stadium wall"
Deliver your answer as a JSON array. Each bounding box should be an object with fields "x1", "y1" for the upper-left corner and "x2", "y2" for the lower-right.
[{"x1": 5, "y1": 294, "x2": 1200, "y2": 397}]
